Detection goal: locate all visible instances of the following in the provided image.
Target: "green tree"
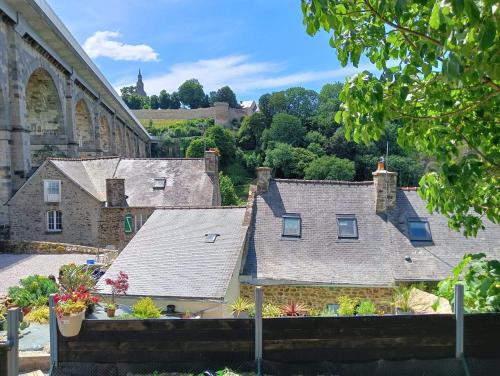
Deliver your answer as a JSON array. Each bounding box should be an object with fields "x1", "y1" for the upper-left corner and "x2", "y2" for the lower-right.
[
  {"x1": 219, "y1": 172, "x2": 241, "y2": 206},
  {"x1": 302, "y1": 0, "x2": 499, "y2": 236},
  {"x1": 212, "y1": 86, "x2": 239, "y2": 108},
  {"x1": 264, "y1": 143, "x2": 316, "y2": 178},
  {"x1": 305, "y1": 130, "x2": 327, "y2": 146},
  {"x1": 237, "y1": 113, "x2": 269, "y2": 150},
  {"x1": 185, "y1": 137, "x2": 216, "y2": 158},
  {"x1": 150, "y1": 95, "x2": 159, "y2": 110},
  {"x1": 312, "y1": 82, "x2": 343, "y2": 134},
  {"x1": 206, "y1": 125, "x2": 236, "y2": 164},
  {"x1": 258, "y1": 93, "x2": 273, "y2": 119},
  {"x1": 159, "y1": 90, "x2": 171, "y2": 109},
  {"x1": 304, "y1": 156, "x2": 355, "y2": 181},
  {"x1": 169, "y1": 92, "x2": 181, "y2": 109},
  {"x1": 120, "y1": 86, "x2": 144, "y2": 109},
  {"x1": 258, "y1": 88, "x2": 319, "y2": 122},
  {"x1": 178, "y1": 79, "x2": 205, "y2": 109},
  {"x1": 262, "y1": 113, "x2": 305, "y2": 148}
]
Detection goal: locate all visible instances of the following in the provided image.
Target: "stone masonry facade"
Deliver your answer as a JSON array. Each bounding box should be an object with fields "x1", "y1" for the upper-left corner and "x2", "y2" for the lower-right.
[
  {"x1": 240, "y1": 284, "x2": 394, "y2": 312},
  {"x1": 0, "y1": 5, "x2": 150, "y2": 226}
]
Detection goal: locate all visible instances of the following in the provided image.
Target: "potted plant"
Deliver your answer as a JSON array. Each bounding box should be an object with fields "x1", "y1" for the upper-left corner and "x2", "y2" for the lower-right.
[
  {"x1": 230, "y1": 297, "x2": 253, "y2": 318},
  {"x1": 104, "y1": 271, "x2": 129, "y2": 318},
  {"x1": 356, "y1": 299, "x2": 376, "y2": 316},
  {"x1": 337, "y1": 296, "x2": 358, "y2": 316},
  {"x1": 393, "y1": 285, "x2": 413, "y2": 314},
  {"x1": 54, "y1": 293, "x2": 87, "y2": 337}
]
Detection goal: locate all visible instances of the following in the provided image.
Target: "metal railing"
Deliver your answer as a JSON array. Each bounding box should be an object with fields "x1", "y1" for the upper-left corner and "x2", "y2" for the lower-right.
[{"x1": 0, "y1": 308, "x2": 19, "y2": 376}]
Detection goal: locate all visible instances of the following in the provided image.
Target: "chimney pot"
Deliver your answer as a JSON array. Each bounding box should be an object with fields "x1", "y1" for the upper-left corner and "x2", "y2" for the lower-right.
[
  {"x1": 372, "y1": 158, "x2": 398, "y2": 213},
  {"x1": 204, "y1": 149, "x2": 219, "y2": 175},
  {"x1": 256, "y1": 167, "x2": 272, "y2": 193}
]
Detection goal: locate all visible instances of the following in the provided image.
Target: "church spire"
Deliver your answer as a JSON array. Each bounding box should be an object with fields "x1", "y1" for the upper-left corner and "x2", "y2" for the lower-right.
[
  {"x1": 135, "y1": 68, "x2": 147, "y2": 97},
  {"x1": 138, "y1": 68, "x2": 142, "y2": 79}
]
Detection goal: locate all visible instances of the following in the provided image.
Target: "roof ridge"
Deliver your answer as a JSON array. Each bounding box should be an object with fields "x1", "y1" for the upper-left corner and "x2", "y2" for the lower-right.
[
  {"x1": 47, "y1": 156, "x2": 119, "y2": 161},
  {"x1": 154, "y1": 205, "x2": 246, "y2": 210},
  {"x1": 399, "y1": 187, "x2": 418, "y2": 191},
  {"x1": 273, "y1": 178, "x2": 374, "y2": 186}
]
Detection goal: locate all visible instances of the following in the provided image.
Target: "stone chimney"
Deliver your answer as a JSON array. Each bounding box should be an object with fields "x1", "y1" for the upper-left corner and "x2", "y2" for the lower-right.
[
  {"x1": 106, "y1": 178, "x2": 126, "y2": 207},
  {"x1": 372, "y1": 158, "x2": 398, "y2": 213},
  {"x1": 204, "y1": 149, "x2": 219, "y2": 176},
  {"x1": 256, "y1": 167, "x2": 272, "y2": 193}
]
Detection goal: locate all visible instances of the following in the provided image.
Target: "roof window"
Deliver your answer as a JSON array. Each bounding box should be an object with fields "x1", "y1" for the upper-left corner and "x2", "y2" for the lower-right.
[
  {"x1": 337, "y1": 215, "x2": 358, "y2": 239},
  {"x1": 282, "y1": 214, "x2": 301, "y2": 237},
  {"x1": 408, "y1": 219, "x2": 432, "y2": 241},
  {"x1": 205, "y1": 234, "x2": 219, "y2": 243},
  {"x1": 153, "y1": 178, "x2": 166, "y2": 189}
]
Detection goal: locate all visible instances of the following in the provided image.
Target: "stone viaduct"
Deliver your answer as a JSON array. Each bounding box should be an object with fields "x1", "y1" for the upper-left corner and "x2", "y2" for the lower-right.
[{"x1": 0, "y1": 0, "x2": 151, "y2": 225}]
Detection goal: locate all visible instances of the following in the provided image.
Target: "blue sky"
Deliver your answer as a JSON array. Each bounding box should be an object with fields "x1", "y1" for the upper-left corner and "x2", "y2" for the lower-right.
[{"x1": 47, "y1": 0, "x2": 370, "y2": 101}]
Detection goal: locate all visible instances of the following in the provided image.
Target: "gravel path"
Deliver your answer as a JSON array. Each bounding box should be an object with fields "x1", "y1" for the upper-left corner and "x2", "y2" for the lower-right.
[{"x1": 0, "y1": 253, "x2": 95, "y2": 295}]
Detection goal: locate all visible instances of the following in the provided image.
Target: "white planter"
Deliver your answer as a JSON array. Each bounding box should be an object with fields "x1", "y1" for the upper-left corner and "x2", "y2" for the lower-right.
[{"x1": 57, "y1": 310, "x2": 85, "y2": 337}]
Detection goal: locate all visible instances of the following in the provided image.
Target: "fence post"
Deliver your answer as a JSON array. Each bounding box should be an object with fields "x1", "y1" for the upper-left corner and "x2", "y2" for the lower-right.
[
  {"x1": 6, "y1": 308, "x2": 19, "y2": 376},
  {"x1": 49, "y1": 294, "x2": 58, "y2": 365},
  {"x1": 455, "y1": 284, "x2": 464, "y2": 359},
  {"x1": 254, "y1": 286, "x2": 263, "y2": 376}
]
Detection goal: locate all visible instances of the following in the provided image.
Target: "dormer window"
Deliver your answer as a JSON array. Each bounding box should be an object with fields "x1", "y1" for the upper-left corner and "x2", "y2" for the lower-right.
[
  {"x1": 408, "y1": 218, "x2": 432, "y2": 241},
  {"x1": 282, "y1": 214, "x2": 301, "y2": 237},
  {"x1": 205, "y1": 234, "x2": 219, "y2": 243},
  {"x1": 337, "y1": 215, "x2": 358, "y2": 239},
  {"x1": 153, "y1": 178, "x2": 166, "y2": 190}
]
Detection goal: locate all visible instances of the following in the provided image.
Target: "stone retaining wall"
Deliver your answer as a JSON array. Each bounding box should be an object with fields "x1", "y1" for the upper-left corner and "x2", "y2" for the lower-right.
[
  {"x1": 0, "y1": 240, "x2": 116, "y2": 254},
  {"x1": 240, "y1": 284, "x2": 394, "y2": 313}
]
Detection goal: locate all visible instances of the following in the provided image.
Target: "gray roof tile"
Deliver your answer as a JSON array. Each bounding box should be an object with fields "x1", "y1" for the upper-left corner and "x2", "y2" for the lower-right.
[{"x1": 97, "y1": 208, "x2": 248, "y2": 300}]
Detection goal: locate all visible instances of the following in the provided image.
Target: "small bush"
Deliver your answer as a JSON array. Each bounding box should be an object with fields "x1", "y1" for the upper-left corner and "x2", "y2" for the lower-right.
[
  {"x1": 24, "y1": 306, "x2": 49, "y2": 324},
  {"x1": 132, "y1": 297, "x2": 162, "y2": 319},
  {"x1": 357, "y1": 299, "x2": 376, "y2": 315},
  {"x1": 320, "y1": 307, "x2": 337, "y2": 317},
  {"x1": 263, "y1": 303, "x2": 282, "y2": 318},
  {"x1": 337, "y1": 296, "x2": 358, "y2": 316},
  {"x1": 8, "y1": 275, "x2": 58, "y2": 308}
]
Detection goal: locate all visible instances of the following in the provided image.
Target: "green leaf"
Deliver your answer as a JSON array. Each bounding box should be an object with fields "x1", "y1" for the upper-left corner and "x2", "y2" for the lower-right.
[
  {"x1": 429, "y1": 2, "x2": 441, "y2": 29},
  {"x1": 450, "y1": 0, "x2": 464, "y2": 16},
  {"x1": 334, "y1": 111, "x2": 342, "y2": 123},
  {"x1": 478, "y1": 20, "x2": 496, "y2": 50},
  {"x1": 400, "y1": 86, "x2": 409, "y2": 101},
  {"x1": 395, "y1": 0, "x2": 407, "y2": 17},
  {"x1": 464, "y1": 0, "x2": 480, "y2": 24}
]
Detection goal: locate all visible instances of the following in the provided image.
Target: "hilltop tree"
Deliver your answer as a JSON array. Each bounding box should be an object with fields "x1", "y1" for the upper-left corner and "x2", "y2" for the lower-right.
[
  {"x1": 211, "y1": 86, "x2": 239, "y2": 108},
  {"x1": 120, "y1": 86, "x2": 145, "y2": 109},
  {"x1": 304, "y1": 156, "x2": 355, "y2": 181},
  {"x1": 169, "y1": 92, "x2": 181, "y2": 109},
  {"x1": 237, "y1": 112, "x2": 269, "y2": 150},
  {"x1": 159, "y1": 90, "x2": 171, "y2": 109},
  {"x1": 150, "y1": 95, "x2": 159, "y2": 110},
  {"x1": 178, "y1": 79, "x2": 205, "y2": 109},
  {"x1": 302, "y1": 0, "x2": 500, "y2": 236},
  {"x1": 262, "y1": 113, "x2": 306, "y2": 148},
  {"x1": 258, "y1": 87, "x2": 319, "y2": 122},
  {"x1": 205, "y1": 125, "x2": 236, "y2": 164}
]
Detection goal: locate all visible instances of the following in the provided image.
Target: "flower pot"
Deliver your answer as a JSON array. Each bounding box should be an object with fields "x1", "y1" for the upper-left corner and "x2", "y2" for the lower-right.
[
  {"x1": 22, "y1": 306, "x2": 32, "y2": 316},
  {"x1": 106, "y1": 307, "x2": 116, "y2": 318},
  {"x1": 395, "y1": 308, "x2": 414, "y2": 315},
  {"x1": 57, "y1": 310, "x2": 85, "y2": 337},
  {"x1": 233, "y1": 312, "x2": 249, "y2": 318}
]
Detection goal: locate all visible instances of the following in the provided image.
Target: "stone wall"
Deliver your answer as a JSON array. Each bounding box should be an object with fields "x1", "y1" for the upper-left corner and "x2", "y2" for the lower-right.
[
  {"x1": 98, "y1": 207, "x2": 156, "y2": 250},
  {"x1": 240, "y1": 284, "x2": 394, "y2": 312},
  {"x1": 0, "y1": 239, "x2": 117, "y2": 255},
  {"x1": 133, "y1": 102, "x2": 251, "y2": 127},
  {"x1": 8, "y1": 162, "x2": 102, "y2": 246}
]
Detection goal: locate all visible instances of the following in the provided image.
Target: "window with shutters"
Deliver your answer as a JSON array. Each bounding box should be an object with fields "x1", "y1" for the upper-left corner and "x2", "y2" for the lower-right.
[
  {"x1": 46, "y1": 210, "x2": 62, "y2": 232},
  {"x1": 44, "y1": 180, "x2": 61, "y2": 202}
]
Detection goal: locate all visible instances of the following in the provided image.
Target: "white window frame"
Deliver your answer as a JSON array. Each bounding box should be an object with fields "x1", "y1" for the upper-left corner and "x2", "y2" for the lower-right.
[
  {"x1": 153, "y1": 177, "x2": 166, "y2": 189},
  {"x1": 134, "y1": 214, "x2": 144, "y2": 233},
  {"x1": 46, "y1": 210, "x2": 62, "y2": 232},
  {"x1": 44, "y1": 180, "x2": 61, "y2": 202}
]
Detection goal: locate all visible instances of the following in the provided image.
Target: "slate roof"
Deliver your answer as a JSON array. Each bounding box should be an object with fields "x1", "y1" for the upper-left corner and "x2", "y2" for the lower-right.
[
  {"x1": 389, "y1": 190, "x2": 500, "y2": 281},
  {"x1": 242, "y1": 179, "x2": 500, "y2": 286},
  {"x1": 48, "y1": 157, "x2": 217, "y2": 207},
  {"x1": 97, "y1": 207, "x2": 248, "y2": 300}
]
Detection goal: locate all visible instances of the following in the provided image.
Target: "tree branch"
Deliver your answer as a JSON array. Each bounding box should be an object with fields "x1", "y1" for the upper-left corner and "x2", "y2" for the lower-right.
[{"x1": 363, "y1": 0, "x2": 443, "y2": 47}]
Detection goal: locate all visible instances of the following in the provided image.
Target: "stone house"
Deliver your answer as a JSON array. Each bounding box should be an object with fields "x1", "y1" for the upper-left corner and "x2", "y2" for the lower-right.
[
  {"x1": 7, "y1": 151, "x2": 220, "y2": 249},
  {"x1": 239, "y1": 163, "x2": 500, "y2": 311},
  {"x1": 97, "y1": 207, "x2": 249, "y2": 318}
]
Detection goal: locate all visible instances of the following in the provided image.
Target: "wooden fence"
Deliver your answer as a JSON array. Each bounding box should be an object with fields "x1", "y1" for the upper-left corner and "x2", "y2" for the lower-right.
[{"x1": 57, "y1": 313, "x2": 500, "y2": 366}]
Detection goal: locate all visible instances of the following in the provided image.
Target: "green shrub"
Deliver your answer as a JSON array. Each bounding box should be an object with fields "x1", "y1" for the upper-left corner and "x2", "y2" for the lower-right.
[
  {"x1": 220, "y1": 172, "x2": 241, "y2": 206},
  {"x1": 7, "y1": 275, "x2": 58, "y2": 308},
  {"x1": 320, "y1": 307, "x2": 337, "y2": 317},
  {"x1": 24, "y1": 306, "x2": 50, "y2": 324},
  {"x1": 132, "y1": 297, "x2": 162, "y2": 319},
  {"x1": 262, "y1": 303, "x2": 282, "y2": 318},
  {"x1": 337, "y1": 296, "x2": 358, "y2": 316},
  {"x1": 357, "y1": 300, "x2": 376, "y2": 315}
]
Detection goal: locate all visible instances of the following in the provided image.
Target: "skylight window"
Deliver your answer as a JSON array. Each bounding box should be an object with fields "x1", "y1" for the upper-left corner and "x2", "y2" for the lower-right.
[
  {"x1": 282, "y1": 214, "x2": 301, "y2": 237},
  {"x1": 337, "y1": 216, "x2": 358, "y2": 239},
  {"x1": 408, "y1": 219, "x2": 432, "y2": 241},
  {"x1": 153, "y1": 178, "x2": 166, "y2": 189},
  {"x1": 205, "y1": 234, "x2": 219, "y2": 243}
]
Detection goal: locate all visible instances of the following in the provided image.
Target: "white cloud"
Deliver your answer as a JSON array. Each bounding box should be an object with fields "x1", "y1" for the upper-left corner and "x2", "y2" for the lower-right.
[
  {"x1": 83, "y1": 31, "x2": 159, "y2": 62},
  {"x1": 116, "y1": 55, "x2": 374, "y2": 95}
]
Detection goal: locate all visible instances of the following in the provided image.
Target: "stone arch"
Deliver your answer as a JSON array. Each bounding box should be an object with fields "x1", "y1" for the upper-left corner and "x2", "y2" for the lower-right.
[
  {"x1": 126, "y1": 132, "x2": 132, "y2": 156},
  {"x1": 99, "y1": 115, "x2": 111, "y2": 153},
  {"x1": 75, "y1": 98, "x2": 94, "y2": 149},
  {"x1": 115, "y1": 124, "x2": 124, "y2": 155},
  {"x1": 25, "y1": 68, "x2": 64, "y2": 136}
]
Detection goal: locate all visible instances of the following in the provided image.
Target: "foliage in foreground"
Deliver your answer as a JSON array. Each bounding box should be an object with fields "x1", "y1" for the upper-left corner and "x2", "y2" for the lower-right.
[
  {"x1": 302, "y1": 0, "x2": 499, "y2": 236},
  {"x1": 7, "y1": 275, "x2": 58, "y2": 308},
  {"x1": 434, "y1": 253, "x2": 500, "y2": 313},
  {"x1": 132, "y1": 297, "x2": 162, "y2": 319},
  {"x1": 24, "y1": 306, "x2": 50, "y2": 324}
]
